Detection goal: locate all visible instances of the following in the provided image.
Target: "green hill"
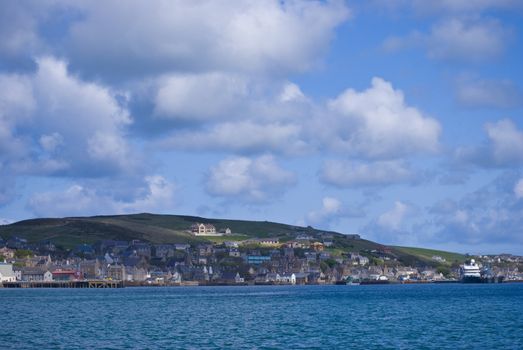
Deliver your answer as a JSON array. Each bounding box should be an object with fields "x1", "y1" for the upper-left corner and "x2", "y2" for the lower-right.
[
  {"x1": 392, "y1": 246, "x2": 468, "y2": 266},
  {"x1": 0, "y1": 213, "x2": 465, "y2": 267},
  {"x1": 0, "y1": 213, "x2": 334, "y2": 247}
]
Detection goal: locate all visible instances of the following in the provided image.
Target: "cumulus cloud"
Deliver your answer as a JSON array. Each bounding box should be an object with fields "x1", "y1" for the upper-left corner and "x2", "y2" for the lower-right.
[
  {"x1": 0, "y1": 1, "x2": 44, "y2": 69},
  {"x1": 279, "y1": 82, "x2": 307, "y2": 103},
  {"x1": 0, "y1": 73, "x2": 35, "y2": 160},
  {"x1": 0, "y1": 173, "x2": 16, "y2": 207},
  {"x1": 374, "y1": 0, "x2": 522, "y2": 17},
  {"x1": 59, "y1": 0, "x2": 349, "y2": 80},
  {"x1": 39, "y1": 132, "x2": 64, "y2": 153},
  {"x1": 378, "y1": 201, "x2": 410, "y2": 231},
  {"x1": 0, "y1": 57, "x2": 137, "y2": 177},
  {"x1": 455, "y1": 76, "x2": 521, "y2": 108},
  {"x1": 28, "y1": 175, "x2": 176, "y2": 217},
  {"x1": 154, "y1": 73, "x2": 249, "y2": 121},
  {"x1": 409, "y1": 0, "x2": 521, "y2": 15},
  {"x1": 205, "y1": 155, "x2": 295, "y2": 203},
  {"x1": 361, "y1": 200, "x2": 416, "y2": 244},
  {"x1": 486, "y1": 119, "x2": 523, "y2": 164},
  {"x1": 429, "y1": 172, "x2": 523, "y2": 245},
  {"x1": 163, "y1": 121, "x2": 309, "y2": 155},
  {"x1": 305, "y1": 196, "x2": 365, "y2": 228},
  {"x1": 383, "y1": 17, "x2": 510, "y2": 62},
  {"x1": 0, "y1": 218, "x2": 13, "y2": 225},
  {"x1": 320, "y1": 160, "x2": 414, "y2": 187},
  {"x1": 306, "y1": 197, "x2": 342, "y2": 225},
  {"x1": 428, "y1": 18, "x2": 509, "y2": 61},
  {"x1": 455, "y1": 119, "x2": 523, "y2": 168},
  {"x1": 515, "y1": 179, "x2": 523, "y2": 199},
  {"x1": 323, "y1": 77, "x2": 441, "y2": 158}
]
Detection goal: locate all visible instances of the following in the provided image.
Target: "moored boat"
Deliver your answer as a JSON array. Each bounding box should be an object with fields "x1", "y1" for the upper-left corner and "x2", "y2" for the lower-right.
[{"x1": 460, "y1": 259, "x2": 482, "y2": 283}]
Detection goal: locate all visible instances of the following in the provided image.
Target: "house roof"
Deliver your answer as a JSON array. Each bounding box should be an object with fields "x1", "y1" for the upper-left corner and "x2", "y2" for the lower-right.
[{"x1": 0, "y1": 263, "x2": 15, "y2": 277}]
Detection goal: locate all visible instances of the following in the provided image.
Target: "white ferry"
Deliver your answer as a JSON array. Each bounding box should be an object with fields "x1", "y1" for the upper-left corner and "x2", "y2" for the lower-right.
[{"x1": 460, "y1": 259, "x2": 482, "y2": 283}]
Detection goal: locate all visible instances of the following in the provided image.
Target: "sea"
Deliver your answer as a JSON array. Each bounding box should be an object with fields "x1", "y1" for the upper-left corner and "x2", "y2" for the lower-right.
[{"x1": 1, "y1": 284, "x2": 522, "y2": 349}]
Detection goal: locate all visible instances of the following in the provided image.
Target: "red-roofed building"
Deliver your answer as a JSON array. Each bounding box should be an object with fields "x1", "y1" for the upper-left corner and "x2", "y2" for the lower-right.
[{"x1": 52, "y1": 269, "x2": 79, "y2": 281}]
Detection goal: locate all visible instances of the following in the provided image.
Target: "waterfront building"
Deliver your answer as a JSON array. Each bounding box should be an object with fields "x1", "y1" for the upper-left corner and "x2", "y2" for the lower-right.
[
  {"x1": 15, "y1": 267, "x2": 53, "y2": 282},
  {"x1": 107, "y1": 264, "x2": 126, "y2": 280},
  {"x1": 52, "y1": 270, "x2": 78, "y2": 281},
  {"x1": 0, "y1": 262, "x2": 16, "y2": 282},
  {"x1": 79, "y1": 260, "x2": 102, "y2": 279}
]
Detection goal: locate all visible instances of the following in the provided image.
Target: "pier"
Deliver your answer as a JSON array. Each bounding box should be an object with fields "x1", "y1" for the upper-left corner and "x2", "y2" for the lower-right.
[{"x1": 0, "y1": 280, "x2": 124, "y2": 288}]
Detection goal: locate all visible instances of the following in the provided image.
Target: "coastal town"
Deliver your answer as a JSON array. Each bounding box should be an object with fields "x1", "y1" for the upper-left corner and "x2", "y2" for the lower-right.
[{"x1": 1, "y1": 222, "x2": 522, "y2": 287}]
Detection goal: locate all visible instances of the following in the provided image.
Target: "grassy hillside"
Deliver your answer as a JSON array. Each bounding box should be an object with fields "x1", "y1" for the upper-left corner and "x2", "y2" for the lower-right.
[
  {"x1": 0, "y1": 213, "x2": 467, "y2": 267},
  {"x1": 0, "y1": 213, "x2": 335, "y2": 248},
  {"x1": 393, "y1": 246, "x2": 468, "y2": 265}
]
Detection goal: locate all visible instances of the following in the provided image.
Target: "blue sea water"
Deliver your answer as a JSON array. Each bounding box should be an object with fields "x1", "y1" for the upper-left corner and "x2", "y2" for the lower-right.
[{"x1": 1, "y1": 284, "x2": 522, "y2": 349}]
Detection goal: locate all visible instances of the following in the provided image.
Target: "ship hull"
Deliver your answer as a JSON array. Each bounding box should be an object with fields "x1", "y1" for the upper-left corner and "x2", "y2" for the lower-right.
[
  {"x1": 461, "y1": 276, "x2": 504, "y2": 283},
  {"x1": 461, "y1": 276, "x2": 482, "y2": 283}
]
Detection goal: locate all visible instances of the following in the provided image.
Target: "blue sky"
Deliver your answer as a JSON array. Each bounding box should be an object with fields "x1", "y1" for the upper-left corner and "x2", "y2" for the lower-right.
[{"x1": 1, "y1": 1, "x2": 522, "y2": 254}]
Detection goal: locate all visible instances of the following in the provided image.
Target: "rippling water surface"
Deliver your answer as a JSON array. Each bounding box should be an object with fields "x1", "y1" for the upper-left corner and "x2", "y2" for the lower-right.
[{"x1": 1, "y1": 284, "x2": 522, "y2": 349}]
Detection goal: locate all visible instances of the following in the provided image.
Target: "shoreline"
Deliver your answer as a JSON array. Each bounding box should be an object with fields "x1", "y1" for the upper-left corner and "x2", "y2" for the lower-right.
[{"x1": 2, "y1": 279, "x2": 521, "y2": 289}]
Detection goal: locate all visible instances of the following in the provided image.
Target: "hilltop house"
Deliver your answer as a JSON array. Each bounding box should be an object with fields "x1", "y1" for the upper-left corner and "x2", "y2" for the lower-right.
[
  {"x1": 191, "y1": 223, "x2": 223, "y2": 236},
  {"x1": 219, "y1": 227, "x2": 232, "y2": 235}
]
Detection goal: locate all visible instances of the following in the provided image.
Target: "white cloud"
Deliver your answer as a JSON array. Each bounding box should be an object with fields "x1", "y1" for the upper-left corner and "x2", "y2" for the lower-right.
[
  {"x1": 429, "y1": 173, "x2": 523, "y2": 245},
  {"x1": 320, "y1": 160, "x2": 413, "y2": 187},
  {"x1": 63, "y1": 0, "x2": 349, "y2": 80},
  {"x1": 407, "y1": 0, "x2": 522, "y2": 14},
  {"x1": 306, "y1": 197, "x2": 342, "y2": 224},
  {"x1": 374, "y1": 0, "x2": 522, "y2": 17},
  {"x1": 0, "y1": 57, "x2": 136, "y2": 177},
  {"x1": 163, "y1": 121, "x2": 308, "y2": 155},
  {"x1": 0, "y1": 173, "x2": 16, "y2": 207},
  {"x1": 279, "y1": 82, "x2": 307, "y2": 103},
  {"x1": 455, "y1": 119, "x2": 523, "y2": 168},
  {"x1": 205, "y1": 155, "x2": 295, "y2": 203},
  {"x1": 427, "y1": 18, "x2": 509, "y2": 61},
  {"x1": 39, "y1": 132, "x2": 64, "y2": 152},
  {"x1": 486, "y1": 119, "x2": 523, "y2": 165},
  {"x1": 514, "y1": 179, "x2": 523, "y2": 199},
  {"x1": 455, "y1": 76, "x2": 521, "y2": 108},
  {"x1": 154, "y1": 73, "x2": 249, "y2": 121},
  {"x1": 28, "y1": 175, "x2": 176, "y2": 217},
  {"x1": 324, "y1": 77, "x2": 441, "y2": 158},
  {"x1": 378, "y1": 201, "x2": 410, "y2": 231},
  {"x1": 383, "y1": 17, "x2": 510, "y2": 62},
  {"x1": 0, "y1": 74, "x2": 35, "y2": 159},
  {"x1": 87, "y1": 131, "x2": 131, "y2": 171},
  {"x1": 0, "y1": 218, "x2": 13, "y2": 225},
  {"x1": 0, "y1": 74, "x2": 35, "y2": 122},
  {"x1": 0, "y1": 2, "x2": 42, "y2": 61}
]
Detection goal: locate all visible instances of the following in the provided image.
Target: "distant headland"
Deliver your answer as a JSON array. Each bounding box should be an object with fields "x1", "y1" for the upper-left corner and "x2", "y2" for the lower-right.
[{"x1": 0, "y1": 213, "x2": 521, "y2": 287}]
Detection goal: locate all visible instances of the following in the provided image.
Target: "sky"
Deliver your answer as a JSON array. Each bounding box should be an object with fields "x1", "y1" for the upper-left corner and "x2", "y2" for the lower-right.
[{"x1": 0, "y1": 0, "x2": 522, "y2": 255}]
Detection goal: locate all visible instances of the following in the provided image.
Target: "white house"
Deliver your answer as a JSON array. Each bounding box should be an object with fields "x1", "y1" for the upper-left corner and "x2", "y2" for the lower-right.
[
  {"x1": 279, "y1": 273, "x2": 296, "y2": 285},
  {"x1": 0, "y1": 263, "x2": 16, "y2": 282},
  {"x1": 15, "y1": 267, "x2": 53, "y2": 282},
  {"x1": 191, "y1": 223, "x2": 223, "y2": 236}
]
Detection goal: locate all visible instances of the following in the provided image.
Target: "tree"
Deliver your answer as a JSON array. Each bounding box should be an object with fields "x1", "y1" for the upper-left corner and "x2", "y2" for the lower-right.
[
  {"x1": 436, "y1": 265, "x2": 451, "y2": 277},
  {"x1": 14, "y1": 249, "x2": 33, "y2": 259}
]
